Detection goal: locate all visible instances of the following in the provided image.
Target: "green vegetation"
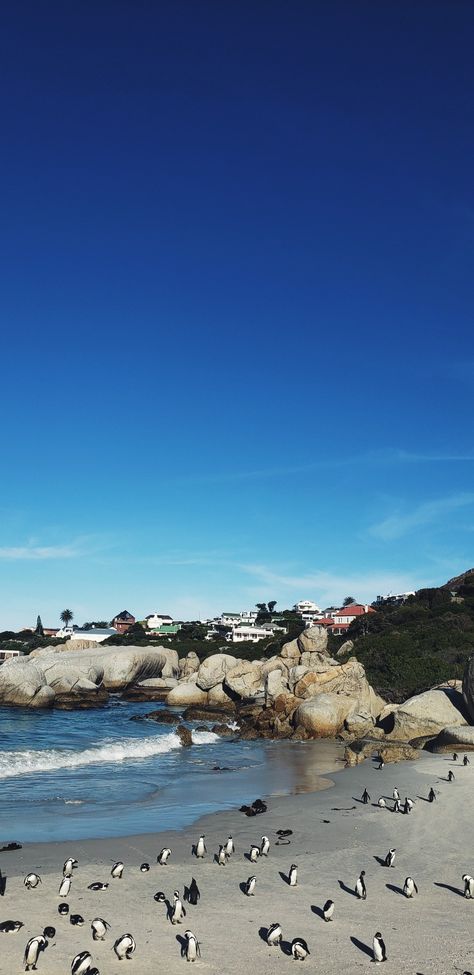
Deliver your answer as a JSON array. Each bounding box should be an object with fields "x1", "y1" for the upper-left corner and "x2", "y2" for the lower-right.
[{"x1": 60, "y1": 609, "x2": 73, "y2": 628}]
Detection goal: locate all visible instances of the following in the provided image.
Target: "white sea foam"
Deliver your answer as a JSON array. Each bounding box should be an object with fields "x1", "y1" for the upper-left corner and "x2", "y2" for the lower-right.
[{"x1": 0, "y1": 729, "x2": 219, "y2": 780}]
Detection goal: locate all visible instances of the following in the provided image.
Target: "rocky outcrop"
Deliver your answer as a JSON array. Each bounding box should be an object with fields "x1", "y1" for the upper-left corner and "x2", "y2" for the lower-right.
[
  {"x1": 462, "y1": 655, "x2": 474, "y2": 722},
  {"x1": 179, "y1": 652, "x2": 200, "y2": 679},
  {"x1": 294, "y1": 693, "x2": 361, "y2": 737},
  {"x1": 344, "y1": 738, "x2": 420, "y2": 766},
  {"x1": 387, "y1": 685, "x2": 468, "y2": 741},
  {"x1": 167, "y1": 683, "x2": 209, "y2": 706},
  {"x1": 224, "y1": 660, "x2": 265, "y2": 699},
  {"x1": 196, "y1": 654, "x2": 238, "y2": 691},
  {"x1": 0, "y1": 658, "x2": 55, "y2": 708},
  {"x1": 429, "y1": 724, "x2": 474, "y2": 751}
]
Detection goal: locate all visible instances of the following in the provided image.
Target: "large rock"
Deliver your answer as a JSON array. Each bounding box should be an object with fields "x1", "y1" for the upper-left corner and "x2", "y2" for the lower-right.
[
  {"x1": 196, "y1": 654, "x2": 238, "y2": 691},
  {"x1": 389, "y1": 686, "x2": 468, "y2": 741},
  {"x1": 462, "y1": 656, "x2": 474, "y2": 722},
  {"x1": 179, "y1": 652, "x2": 200, "y2": 679},
  {"x1": 297, "y1": 626, "x2": 329, "y2": 654},
  {"x1": 336, "y1": 639, "x2": 354, "y2": 658},
  {"x1": 224, "y1": 660, "x2": 265, "y2": 700},
  {"x1": 264, "y1": 669, "x2": 287, "y2": 701},
  {"x1": 429, "y1": 725, "x2": 474, "y2": 752},
  {"x1": 294, "y1": 693, "x2": 360, "y2": 737},
  {"x1": 208, "y1": 683, "x2": 235, "y2": 706},
  {"x1": 0, "y1": 658, "x2": 55, "y2": 708},
  {"x1": 166, "y1": 683, "x2": 209, "y2": 706},
  {"x1": 293, "y1": 658, "x2": 382, "y2": 715}
]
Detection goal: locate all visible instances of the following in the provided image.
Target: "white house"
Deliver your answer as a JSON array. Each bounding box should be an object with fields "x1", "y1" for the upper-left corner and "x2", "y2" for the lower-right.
[
  {"x1": 68, "y1": 627, "x2": 118, "y2": 643},
  {"x1": 220, "y1": 611, "x2": 258, "y2": 627},
  {"x1": 226, "y1": 625, "x2": 275, "y2": 644},
  {"x1": 146, "y1": 613, "x2": 174, "y2": 630},
  {"x1": 294, "y1": 600, "x2": 321, "y2": 614}
]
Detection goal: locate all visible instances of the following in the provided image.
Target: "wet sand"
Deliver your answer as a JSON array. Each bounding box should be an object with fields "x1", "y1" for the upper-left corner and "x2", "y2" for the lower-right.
[{"x1": 0, "y1": 748, "x2": 472, "y2": 974}]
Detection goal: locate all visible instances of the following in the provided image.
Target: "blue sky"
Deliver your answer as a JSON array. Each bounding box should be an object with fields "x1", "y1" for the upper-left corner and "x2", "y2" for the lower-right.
[{"x1": 1, "y1": 1, "x2": 473, "y2": 628}]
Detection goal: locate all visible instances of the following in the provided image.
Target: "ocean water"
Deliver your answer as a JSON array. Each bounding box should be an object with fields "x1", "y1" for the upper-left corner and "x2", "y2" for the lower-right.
[{"x1": 0, "y1": 699, "x2": 343, "y2": 843}]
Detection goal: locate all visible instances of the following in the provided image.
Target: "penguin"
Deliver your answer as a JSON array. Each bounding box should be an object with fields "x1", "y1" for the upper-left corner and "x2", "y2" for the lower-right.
[
  {"x1": 58, "y1": 903, "x2": 69, "y2": 916},
  {"x1": 377, "y1": 757, "x2": 384, "y2": 770},
  {"x1": 323, "y1": 899, "x2": 335, "y2": 921},
  {"x1": 24, "y1": 873, "x2": 42, "y2": 890},
  {"x1": 71, "y1": 950, "x2": 93, "y2": 975},
  {"x1": 403, "y1": 876, "x2": 418, "y2": 898},
  {"x1": 111, "y1": 861, "x2": 124, "y2": 879},
  {"x1": 91, "y1": 917, "x2": 110, "y2": 941},
  {"x1": 113, "y1": 933, "x2": 136, "y2": 960},
  {"x1": 154, "y1": 892, "x2": 166, "y2": 903},
  {"x1": 462, "y1": 874, "x2": 474, "y2": 898},
  {"x1": 195, "y1": 835, "x2": 206, "y2": 858},
  {"x1": 291, "y1": 937, "x2": 310, "y2": 960},
  {"x1": 266, "y1": 922, "x2": 282, "y2": 946},
  {"x1": 0, "y1": 866, "x2": 5, "y2": 896},
  {"x1": 361, "y1": 788, "x2": 370, "y2": 805},
  {"x1": 63, "y1": 857, "x2": 78, "y2": 878},
  {"x1": 59, "y1": 876, "x2": 71, "y2": 897},
  {"x1": 185, "y1": 878, "x2": 200, "y2": 906},
  {"x1": 217, "y1": 845, "x2": 227, "y2": 866},
  {"x1": 249, "y1": 845, "x2": 260, "y2": 863},
  {"x1": 252, "y1": 799, "x2": 267, "y2": 814},
  {"x1": 288, "y1": 864, "x2": 298, "y2": 887},
  {"x1": 24, "y1": 934, "x2": 48, "y2": 971},
  {"x1": 463, "y1": 755, "x2": 470, "y2": 766},
  {"x1": 170, "y1": 890, "x2": 186, "y2": 924},
  {"x1": 0, "y1": 920, "x2": 24, "y2": 933},
  {"x1": 224, "y1": 836, "x2": 234, "y2": 857},
  {"x1": 158, "y1": 848, "x2": 172, "y2": 865},
  {"x1": 393, "y1": 788, "x2": 399, "y2": 801},
  {"x1": 70, "y1": 915, "x2": 85, "y2": 926},
  {"x1": 373, "y1": 932, "x2": 387, "y2": 963},
  {"x1": 428, "y1": 787, "x2": 436, "y2": 802},
  {"x1": 43, "y1": 927, "x2": 55, "y2": 940},
  {"x1": 183, "y1": 929, "x2": 200, "y2": 962},
  {"x1": 140, "y1": 863, "x2": 150, "y2": 872},
  {"x1": 88, "y1": 882, "x2": 109, "y2": 891},
  {"x1": 404, "y1": 797, "x2": 414, "y2": 814},
  {"x1": 244, "y1": 875, "x2": 256, "y2": 896},
  {"x1": 355, "y1": 870, "x2": 366, "y2": 899},
  {"x1": 393, "y1": 798, "x2": 401, "y2": 813},
  {"x1": 260, "y1": 836, "x2": 270, "y2": 857},
  {"x1": 448, "y1": 770, "x2": 455, "y2": 782},
  {"x1": 384, "y1": 848, "x2": 396, "y2": 868},
  {"x1": 377, "y1": 797, "x2": 386, "y2": 808},
  {"x1": 453, "y1": 752, "x2": 458, "y2": 761}
]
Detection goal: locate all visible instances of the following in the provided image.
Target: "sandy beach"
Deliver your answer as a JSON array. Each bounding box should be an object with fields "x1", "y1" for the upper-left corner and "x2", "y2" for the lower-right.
[{"x1": 1, "y1": 748, "x2": 472, "y2": 974}]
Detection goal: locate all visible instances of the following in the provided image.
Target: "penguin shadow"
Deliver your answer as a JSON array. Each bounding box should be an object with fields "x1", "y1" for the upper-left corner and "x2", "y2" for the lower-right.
[
  {"x1": 244, "y1": 852, "x2": 255, "y2": 862},
  {"x1": 310, "y1": 905, "x2": 325, "y2": 920},
  {"x1": 191, "y1": 844, "x2": 197, "y2": 856},
  {"x1": 386, "y1": 883, "x2": 404, "y2": 897},
  {"x1": 176, "y1": 934, "x2": 187, "y2": 957},
  {"x1": 416, "y1": 795, "x2": 430, "y2": 802},
  {"x1": 279, "y1": 871, "x2": 292, "y2": 886},
  {"x1": 258, "y1": 926, "x2": 270, "y2": 943},
  {"x1": 0, "y1": 875, "x2": 6, "y2": 896},
  {"x1": 433, "y1": 882, "x2": 464, "y2": 897},
  {"x1": 239, "y1": 881, "x2": 251, "y2": 895},
  {"x1": 350, "y1": 936, "x2": 373, "y2": 959},
  {"x1": 352, "y1": 797, "x2": 366, "y2": 804},
  {"x1": 338, "y1": 880, "x2": 357, "y2": 897},
  {"x1": 164, "y1": 899, "x2": 173, "y2": 921},
  {"x1": 280, "y1": 940, "x2": 293, "y2": 957},
  {"x1": 373, "y1": 856, "x2": 387, "y2": 867}
]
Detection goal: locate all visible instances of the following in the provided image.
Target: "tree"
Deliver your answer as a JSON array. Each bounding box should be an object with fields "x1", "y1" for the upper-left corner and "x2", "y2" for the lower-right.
[
  {"x1": 35, "y1": 615, "x2": 44, "y2": 637},
  {"x1": 267, "y1": 600, "x2": 277, "y2": 614},
  {"x1": 255, "y1": 603, "x2": 267, "y2": 613},
  {"x1": 343, "y1": 597, "x2": 356, "y2": 607},
  {"x1": 60, "y1": 609, "x2": 73, "y2": 629}
]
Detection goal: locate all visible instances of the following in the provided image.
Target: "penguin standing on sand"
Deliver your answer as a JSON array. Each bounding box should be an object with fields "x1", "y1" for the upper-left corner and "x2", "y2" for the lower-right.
[
  {"x1": 24, "y1": 935, "x2": 48, "y2": 971},
  {"x1": 63, "y1": 858, "x2": 78, "y2": 878},
  {"x1": 170, "y1": 891, "x2": 186, "y2": 925},
  {"x1": 355, "y1": 870, "x2": 366, "y2": 899},
  {"x1": 183, "y1": 930, "x2": 200, "y2": 962},
  {"x1": 373, "y1": 932, "x2": 387, "y2": 963},
  {"x1": 428, "y1": 787, "x2": 436, "y2": 802},
  {"x1": 453, "y1": 753, "x2": 458, "y2": 761},
  {"x1": 58, "y1": 904, "x2": 69, "y2": 916},
  {"x1": 24, "y1": 873, "x2": 42, "y2": 890},
  {"x1": 448, "y1": 770, "x2": 455, "y2": 782},
  {"x1": 91, "y1": 917, "x2": 110, "y2": 941},
  {"x1": 244, "y1": 875, "x2": 256, "y2": 896},
  {"x1": 184, "y1": 879, "x2": 200, "y2": 906},
  {"x1": 291, "y1": 937, "x2": 310, "y2": 960},
  {"x1": 113, "y1": 934, "x2": 136, "y2": 960},
  {"x1": 403, "y1": 877, "x2": 418, "y2": 898},
  {"x1": 266, "y1": 923, "x2": 282, "y2": 946},
  {"x1": 393, "y1": 788, "x2": 399, "y2": 801},
  {"x1": 260, "y1": 836, "x2": 270, "y2": 856},
  {"x1": 217, "y1": 845, "x2": 227, "y2": 866},
  {"x1": 384, "y1": 848, "x2": 396, "y2": 868},
  {"x1": 111, "y1": 861, "x2": 124, "y2": 879},
  {"x1": 462, "y1": 874, "x2": 474, "y2": 898},
  {"x1": 71, "y1": 950, "x2": 93, "y2": 975},
  {"x1": 393, "y1": 798, "x2": 401, "y2": 813},
  {"x1": 288, "y1": 864, "x2": 298, "y2": 887},
  {"x1": 195, "y1": 835, "x2": 206, "y2": 858},
  {"x1": 249, "y1": 845, "x2": 260, "y2": 864},
  {"x1": 463, "y1": 755, "x2": 470, "y2": 766},
  {"x1": 224, "y1": 836, "x2": 234, "y2": 857},
  {"x1": 377, "y1": 797, "x2": 386, "y2": 808},
  {"x1": 323, "y1": 899, "x2": 335, "y2": 921},
  {"x1": 404, "y1": 797, "x2": 414, "y2": 814},
  {"x1": 157, "y1": 848, "x2": 171, "y2": 865},
  {"x1": 59, "y1": 877, "x2": 71, "y2": 897},
  {"x1": 377, "y1": 757, "x2": 384, "y2": 770},
  {"x1": 140, "y1": 863, "x2": 150, "y2": 872},
  {"x1": 361, "y1": 788, "x2": 370, "y2": 805}
]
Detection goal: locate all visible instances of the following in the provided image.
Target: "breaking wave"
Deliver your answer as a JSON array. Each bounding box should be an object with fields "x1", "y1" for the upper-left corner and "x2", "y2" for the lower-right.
[{"x1": 0, "y1": 729, "x2": 219, "y2": 780}]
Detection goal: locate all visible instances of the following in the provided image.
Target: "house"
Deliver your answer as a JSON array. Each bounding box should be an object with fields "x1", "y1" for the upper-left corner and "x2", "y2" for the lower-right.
[
  {"x1": 68, "y1": 628, "x2": 118, "y2": 643},
  {"x1": 331, "y1": 604, "x2": 375, "y2": 626},
  {"x1": 111, "y1": 611, "x2": 136, "y2": 634},
  {"x1": 146, "y1": 613, "x2": 174, "y2": 630},
  {"x1": 0, "y1": 649, "x2": 24, "y2": 661},
  {"x1": 375, "y1": 592, "x2": 415, "y2": 607},
  {"x1": 294, "y1": 600, "x2": 321, "y2": 614},
  {"x1": 226, "y1": 625, "x2": 275, "y2": 644},
  {"x1": 220, "y1": 611, "x2": 258, "y2": 627}
]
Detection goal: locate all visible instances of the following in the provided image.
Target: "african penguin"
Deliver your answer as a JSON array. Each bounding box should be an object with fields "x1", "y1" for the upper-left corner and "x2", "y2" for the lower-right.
[
  {"x1": 249, "y1": 845, "x2": 260, "y2": 863},
  {"x1": 463, "y1": 874, "x2": 474, "y2": 898},
  {"x1": 158, "y1": 848, "x2": 171, "y2": 865},
  {"x1": 361, "y1": 788, "x2": 370, "y2": 805},
  {"x1": 63, "y1": 858, "x2": 78, "y2": 878},
  {"x1": 59, "y1": 876, "x2": 71, "y2": 897},
  {"x1": 244, "y1": 875, "x2": 256, "y2": 896},
  {"x1": 377, "y1": 797, "x2": 386, "y2": 808},
  {"x1": 43, "y1": 927, "x2": 55, "y2": 940},
  {"x1": 448, "y1": 770, "x2": 455, "y2": 782},
  {"x1": 393, "y1": 788, "x2": 399, "y2": 801},
  {"x1": 291, "y1": 937, "x2": 310, "y2": 960},
  {"x1": 403, "y1": 876, "x2": 418, "y2": 897},
  {"x1": 88, "y1": 882, "x2": 108, "y2": 891},
  {"x1": 224, "y1": 836, "x2": 234, "y2": 857},
  {"x1": 0, "y1": 920, "x2": 23, "y2": 933},
  {"x1": 404, "y1": 797, "x2": 414, "y2": 814},
  {"x1": 58, "y1": 903, "x2": 69, "y2": 916},
  {"x1": 71, "y1": 950, "x2": 92, "y2": 975},
  {"x1": 266, "y1": 922, "x2": 282, "y2": 946},
  {"x1": 140, "y1": 863, "x2": 150, "y2": 872},
  {"x1": 183, "y1": 930, "x2": 200, "y2": 961},
  {"x1": 323, "y1": 899, "x2": 335, "y2": 921},
  {"x1": 373, "y1": 932, "x2": 387, "y2": 963},
  {"x1": 463, "y1": 755, "x2": 470, "y2": 766},
  {"x1": 260, "y1": 836, "x2": 270, "y2": 857},
  {"x1": 288, "y1": 864, "x2": 298, "y2": 887},
  {"x1": 70, "y1": 915, "x2": 85, "y2": 926},
  {"x1": 184, "y1": 879, "x2": 200, "y2": 906},
  {"x1": 355, "y1": 870, "x2": 366, "y2": 899},
  {"x1": 170, "y1": 891, "x2": 186, "y2": 924},
  {"x1": 217, "y1": 845, "x2": 227, "y2": 866},
  {"x1": 154, "y1": 892, "x2": 166, "y2": 903},
  {"x1": 91, "y1": 917, "x2": 110, "y2": 941},
  {"x1": 195, "y1": 835, "x2": 206, "y2": 858},
  {"x1": 393, "y1": 799, "x2": 401, "y2": 813},
  {"x1": 23, "y1": 935, "x2": 48, "y2": 971},
  {"x1": 384, "y1": 848, "x2": 396, "y2": 868},
  {"x1": 428, "y1": 787, "x2": 436, "y2": 802},
  {"x1": 111, "y1": 861, "x2": 124, "y2": 879},
  {"x1": 377, "y1": 758, "x2": 384, "y2": 770},
  {"x1": 113, "y1": 933, "x2": 136, "y2": 960},
  {"x1": 24, "y1": 873, "x2": 42, "y2": 890}
]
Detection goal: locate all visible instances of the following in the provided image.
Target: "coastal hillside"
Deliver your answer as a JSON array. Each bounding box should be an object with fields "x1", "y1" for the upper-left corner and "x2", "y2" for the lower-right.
[{"x1": 335, "y1": 570, "x2": 474, "y2": 702}]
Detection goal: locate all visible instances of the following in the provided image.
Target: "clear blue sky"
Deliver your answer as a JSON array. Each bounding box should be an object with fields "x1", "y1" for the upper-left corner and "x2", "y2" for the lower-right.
[{"x1": 1, "y1": 1, "x2": 473, "y2": 628}]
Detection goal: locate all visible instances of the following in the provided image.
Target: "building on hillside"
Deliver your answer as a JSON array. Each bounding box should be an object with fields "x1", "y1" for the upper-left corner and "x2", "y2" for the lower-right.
[
  {"x1": 221, "y1": 611, "x2": 258, "y2": 627},
  {"x1": 226, "y1": 625, "x2": 276, "y2": 644},
  {"x1": 146, "y1": 612, "x2": 174, "y2": 630},
  {"x1": 111, "y1": 610, "x2": 136, "y2": 633},
  {"x1": 374, "y1": 592, "x2": 415, "y2": 607},
  {"x1": 293, "y1": 600, "x2": 320, "y2": 614},
  {"x1": 0, "y1": 649, "x2": 24, "y2": 661},
  {"x1": 68, "y1": 627, "x2": 118, "y2": 643},
  {"x1": 43, "y1": 627, "x2": 60, "y2": 638}
]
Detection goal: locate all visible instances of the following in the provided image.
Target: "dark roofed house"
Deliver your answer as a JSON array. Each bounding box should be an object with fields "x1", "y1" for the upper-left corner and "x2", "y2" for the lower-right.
[{"x1": 111, "y1": 610, "x2": 136, "y2": 634}]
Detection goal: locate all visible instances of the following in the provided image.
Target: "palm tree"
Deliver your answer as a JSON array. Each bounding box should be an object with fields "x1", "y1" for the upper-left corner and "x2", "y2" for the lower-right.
[
  {"x1": 343, "y1": 597, "x2": 356, "y2": 607},
  {"x1": 60, "y1": 609, "x2": 73, "y2": 629}
]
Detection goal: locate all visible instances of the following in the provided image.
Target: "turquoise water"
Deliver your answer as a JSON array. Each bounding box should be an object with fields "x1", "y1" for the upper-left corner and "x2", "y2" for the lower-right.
[{"x1": 0, "y1": 699, "x2": 339, "y2": 843}]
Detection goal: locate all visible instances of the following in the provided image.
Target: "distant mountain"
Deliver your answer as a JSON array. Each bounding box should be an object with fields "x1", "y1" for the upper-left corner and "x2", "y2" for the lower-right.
[{"x1": 441, "y1": 568, "x2": 474, "y2": 591}]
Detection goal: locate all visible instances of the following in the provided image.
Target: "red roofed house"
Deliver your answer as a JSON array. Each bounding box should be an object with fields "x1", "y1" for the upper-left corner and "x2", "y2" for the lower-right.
[
  {"x1": 330, "y1": 604, "x2": 375, "y2": 635},
  {"x1": 111, "y1": 610, "x2": 136, "y2": 634}
]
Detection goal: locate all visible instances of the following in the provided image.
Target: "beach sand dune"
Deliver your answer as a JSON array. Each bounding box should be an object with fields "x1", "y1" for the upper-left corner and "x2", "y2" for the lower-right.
[{"x1": 0, "y1": 753, "x2": 472, "y2": 973}]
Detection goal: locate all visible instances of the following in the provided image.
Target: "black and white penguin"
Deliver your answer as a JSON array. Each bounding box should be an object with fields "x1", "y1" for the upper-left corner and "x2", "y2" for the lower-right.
[
  {"x1": 184, "y1": 879, "x2": 200, "y2": 906},
  {"x1": 448, "y1": 770, "x2": 455, "y2": 782},
  {"x1": 170, "y1": 891, "x2": 186, "y2": 925},
  {"x1": 58, "y1": 903, "x2": 69, "y2": 916},
  {"x1": 195, "y1": 835, "x2": 206, "y2": 858},
  {"x1": 291, "y1": 937, "x2": 310, "y2": 960},
  {"x1": 24, "y1": 873, "x2": 42, "y2": 890},
  {"x1": 154, "y1": 892, "x2": 166, "y2": 903},
  {"x1": 70, "y1": 915, "x2": 85, "y2": 926},
  {"x1": 323, "y1": 899, "x2": 335, "y2": 921},
  {"x1": 393, "y1": 788, "x2": 399, "y2": 801},
  {"x1": 43, "y1": 927, "x2": 55, "y2": 940},
  {"x1": 249, "y1": 845, "x2": 260, "y2": 864},
  {"x1": 384, "y1": 848, "x2": 396, "y2": 868},
  {"x1": 113, "y1": 933, "x2": 136, "y2": 960},
  {"x1": 111, "y1": 861, "x2": 124, "y2": 879},
  {"x1": 463, "y1": 755, "x2": 470, "y2": 766},
  {"x1": 63, "y1": 858, "x2": 78, "y2": 878},
  {"x1": 453, "y1": 752, "x2": 458, "y2": 761},
  {"x1": 183, "y1": 929, "x2": 200, "y2": 961},
  {"x1": 361, "y1": 788, "x2": 370, "y2": 805},
  {"x1": 260, "y1": 836, "x2": 270, "y2": 857},
  {"x1": 377, "y1": 757, "x2": 385, "y2": 770},
  {"x1": 355, "y1": 870, "x2": 366, "y2": 899},
  {"x1": 217, "y1": 845, "x2": 227, "y2": 866},
  {"x1": 393, "y1": 798, "x2": 401, "y2": 813},
  {"x1": 266, "y1": 922, "x2": 282, "y2": 946},
  {"x1": 140, "y1": 863, "x2": 150, "y2": 872},
  {"x1": 87, "y1": 882, "x2": 109, "y2": 891},
  {"x1": 404, "y1": 797, "x2": 414, "y2": 814},
  {"x1": 428, "y1": 787, "x2": 436, "y2": 802},
  {"x1": 403, "y1": 877, "x2": 418, "y2": 898},
  {"x1": 462, "y1": 874, "x2": 474, "y2": 898},
  {"x1": 244, "y1": 875, "x2": 256, "y2": 896},
  {"x1": 288, "y1": 864, "x2": 298, "y2": 887},
  {"x1": 91, "y1": 917, "x2": 110, "y2": 941},
  {"x1": 157, "y1": 848, "x2": 172, "y2": 865},
  {"x1": 71, "y1": 950, "x2": 92, "y2": 975},
  {"x1": 0, "y1": 920, "x2": 24, "y2": 933},
  {"x1": 224, "y1": 836, "x2": 234, "y2": 857},
  {"x1": 373, "y1": 932, "x2": 387, "y2": 963},
  {"x1": 377, "y1": 797, "x2": 386, "y2": 808},
  {"x1": 59, "y1": 876, "x2": 71, "y2": 898},
  {"x1": 23, "y1": 935, "x2": 48, "y2": 971}
]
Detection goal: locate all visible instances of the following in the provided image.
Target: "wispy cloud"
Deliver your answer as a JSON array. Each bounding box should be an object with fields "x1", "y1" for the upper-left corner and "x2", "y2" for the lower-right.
[
  {"x1": 237, "y1": 563, "x2": 424, "y2": 606},
  {"x1": 368, "y1": 493, "x2": 474, "y2": 542},
  {"x1": 0, "y1": 536, "x2": 100, "y2": 561}
]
